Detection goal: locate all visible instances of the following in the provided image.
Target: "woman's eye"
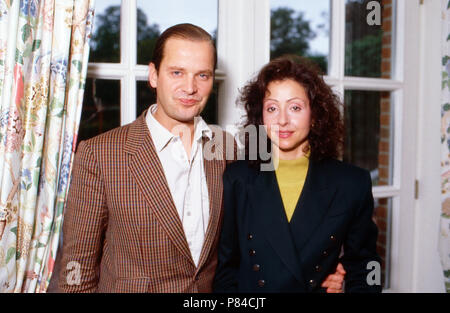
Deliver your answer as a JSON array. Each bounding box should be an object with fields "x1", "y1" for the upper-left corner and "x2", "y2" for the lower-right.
[
  {"x1": 291, "y1": 105, "x2": 301, "y2": 111},
  {"x1": 267, "y1": 106, "x2": 276, "y2": 113}
]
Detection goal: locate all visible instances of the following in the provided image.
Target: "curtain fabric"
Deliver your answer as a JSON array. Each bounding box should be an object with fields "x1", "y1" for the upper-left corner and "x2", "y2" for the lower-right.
[
  {"x1": 442, "y1": 0, "x2": 450, "y2": 294},
  {"x1": 0, "y1": 0, "x2": 94, "y2": 292}
]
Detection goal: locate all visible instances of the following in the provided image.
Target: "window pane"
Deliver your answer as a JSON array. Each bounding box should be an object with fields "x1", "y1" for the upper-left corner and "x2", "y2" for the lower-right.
[
  {"x1": 136, "y1": 0, "x2": 218, "y2": 65},
  {"x1": 201, "y1": 83, "x2": 219, "y2": 125},
  {"x1": 373, "y1": 197, "x2": 392, "y2": 289},
  {"x1": 136, "y1": 81, "x2": 154, "y2": 118},
  {"x1": 78, "y1": 79, "x2": 120, "y2": 144},
  {"x1": 270, "y1": 0, "x2": 330, "y2": 74},
  {"x1": 345, "y1": 0, "x2": 395, "y2": 78},
  {"x1": 136, "y1": 81, "x2": 219, "y2": 125},
  {"x1": 343, "y1": 90, "x2": 394, "y2": 186},
  {"x1": 89, "y1": 0, "x2": 122, "y2": 63}
]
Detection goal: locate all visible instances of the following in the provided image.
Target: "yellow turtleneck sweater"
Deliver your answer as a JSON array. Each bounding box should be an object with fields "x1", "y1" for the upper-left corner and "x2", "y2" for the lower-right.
[{"x1": 275, "y1": 156, "x2": 309, "y2": 222}]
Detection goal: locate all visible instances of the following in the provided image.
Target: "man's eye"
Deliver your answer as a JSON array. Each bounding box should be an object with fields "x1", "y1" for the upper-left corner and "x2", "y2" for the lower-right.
[
  {"x1": 199, "y1": 73, "x2": 210, "y2": 79},
  {"x1": 172, "y1": 71, "x2": 182, "y2": 76}
]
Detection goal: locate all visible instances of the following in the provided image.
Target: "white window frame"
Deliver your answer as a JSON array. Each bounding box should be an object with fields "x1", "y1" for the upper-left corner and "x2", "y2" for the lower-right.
[
  {"x1": 87, "y1": 0, "x2": 225, "y2": 127},
  {"x1": 86, "y1": 0, "x2": 430, "y2": 292},
  {"x1": 410, "y1": 0, "x2": 445, "y2": 292}
]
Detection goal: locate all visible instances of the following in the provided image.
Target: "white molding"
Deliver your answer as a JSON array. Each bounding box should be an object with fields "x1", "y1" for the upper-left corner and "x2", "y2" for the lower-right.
[
  {"x1": 389, "y1": 0, "x2": 420, "y2": 292},
  {"x1": 329, "y1": 0, "x2": 345, "y2": 80},
  {"x1": 120, "y1": 0, "x2": 137, "y2": 125},
  {"x1": 134, "y1": 65, "x2": 149, "y2": 81},
  {"x1": 329, "y1": 0, "x2": 345, "y2": 103},
  {"x1": 412, "y1": 0, "x2": 445, "y2": 293},
  {"x1": 372, "y1": 186, "x2": 401, "y2": 199},
  {"x1": 87, "y1": 63, "x2": 129, "y2": 79},
  {"x1": 89, "y1": 64, "x2": 226, "y2": 83},
  {"x1": 253, "y1": 0, "x2": 271, "y2": 73},
  {"x1": 217, "y1": 0, "x2": 270, "y2": 128},
  {"x1": 341, "y1": 77, "x2": 403, "y2": 91}
]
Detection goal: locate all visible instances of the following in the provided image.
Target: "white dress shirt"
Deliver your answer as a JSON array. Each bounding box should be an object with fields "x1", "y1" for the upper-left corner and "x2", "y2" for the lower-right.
[{"x1": 146, "y1": 104, "x2": 211, "y2": 267}]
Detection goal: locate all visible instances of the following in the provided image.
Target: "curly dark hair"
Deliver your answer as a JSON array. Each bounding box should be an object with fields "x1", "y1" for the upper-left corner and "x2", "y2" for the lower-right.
[{"x1": 240, "y1": 55, "x2": 344, "y2": 165}]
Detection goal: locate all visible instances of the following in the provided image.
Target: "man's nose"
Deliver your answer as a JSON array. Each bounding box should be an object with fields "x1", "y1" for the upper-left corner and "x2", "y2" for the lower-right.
[{"x1": 183, "y1": 75, "x2": 197, "y2": 94}]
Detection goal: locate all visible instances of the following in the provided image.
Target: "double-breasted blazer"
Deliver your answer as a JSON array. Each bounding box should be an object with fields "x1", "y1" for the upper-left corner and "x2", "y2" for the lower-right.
[
  {"x1": 59, "y1": 110, "x2": 232, "y2": 293},
  {"x1": 213, "y1": 159, "x2": 382, "y2": 293}
]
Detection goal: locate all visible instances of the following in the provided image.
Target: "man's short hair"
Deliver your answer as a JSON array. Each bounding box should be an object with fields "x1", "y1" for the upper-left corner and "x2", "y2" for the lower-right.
[{"x1": 151, "y1": 23, "x2": 217, "y2": 72}]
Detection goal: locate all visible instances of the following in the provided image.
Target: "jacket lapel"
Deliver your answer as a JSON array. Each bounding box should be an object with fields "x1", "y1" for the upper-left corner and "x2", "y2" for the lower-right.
[
  {"x1": 289, "y1": 159, "x2": 337, "y2": 253},
  {"x1": 196, "y1": 134, "x2": 225, "y2": 271},
  {"x1": 249, "y1": 169, "x2": 304, "y2": 284},
  {"x1": 124, "y1": 111, "x2": 194, "y2": 265}
]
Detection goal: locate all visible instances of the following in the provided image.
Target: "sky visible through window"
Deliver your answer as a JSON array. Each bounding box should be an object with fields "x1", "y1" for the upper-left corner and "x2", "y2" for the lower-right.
[
  {"x1": 271, "y1": 0, "x2": 330, "y2": 55},
  {"x1": 92, "y1": 0, "x2": 329, "y2": 55},
  {"x1": 94, "y1": 0, "x2": 218, "y2": 37}
]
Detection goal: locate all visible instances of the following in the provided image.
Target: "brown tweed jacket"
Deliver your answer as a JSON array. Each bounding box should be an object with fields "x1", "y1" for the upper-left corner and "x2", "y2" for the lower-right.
[{"x1": 59, "y1": 110, "x2": 233, "y2": 293}]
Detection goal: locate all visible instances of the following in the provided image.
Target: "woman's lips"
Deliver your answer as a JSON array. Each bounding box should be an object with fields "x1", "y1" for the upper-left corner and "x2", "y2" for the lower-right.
[{"x1": 278, "y1": 131, "x2": 294, "y2": 139}]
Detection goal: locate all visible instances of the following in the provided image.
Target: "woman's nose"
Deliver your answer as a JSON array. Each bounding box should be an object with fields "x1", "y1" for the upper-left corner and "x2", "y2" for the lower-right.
[{"x1": 278, "y1": 109, "x2": 288, "y2": 126}]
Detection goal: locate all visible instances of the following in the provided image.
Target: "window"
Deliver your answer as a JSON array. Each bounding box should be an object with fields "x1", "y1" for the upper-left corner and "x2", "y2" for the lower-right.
[
  {"x1": 270, "y1": 0, "x2": 331, "y2": 73},
  {"x1": 80, "y1": 0, "x2": 420, "y2": 292},
  {"x1": 80, "y1": 0, "x2": 219, "y2": 143},
  {"x1": 264, "y1": 0, "x2": 398, "y2": 289}
]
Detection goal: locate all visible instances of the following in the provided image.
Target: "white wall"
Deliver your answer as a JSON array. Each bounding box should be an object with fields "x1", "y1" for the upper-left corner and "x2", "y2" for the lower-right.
[
  {"x1": 217, "y1": 0, "x2": 270, "y2": 130},
  {"x1": 413, "y1": 0, "x2": 446, "y2": 292}
]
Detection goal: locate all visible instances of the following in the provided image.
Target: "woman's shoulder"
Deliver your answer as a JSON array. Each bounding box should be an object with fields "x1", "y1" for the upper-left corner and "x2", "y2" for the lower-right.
[
  {"x1": 223, "y1": 160, "x2": 259, "y2": 182},
  {"x1": 319, "y1": 158, "x2": 371, "y2": 185}
]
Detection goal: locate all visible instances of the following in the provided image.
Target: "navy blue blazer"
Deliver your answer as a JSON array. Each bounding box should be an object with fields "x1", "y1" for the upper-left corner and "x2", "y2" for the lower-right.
[{"x1": 213, "y1": 158, "x2": 382, "y2": 293}]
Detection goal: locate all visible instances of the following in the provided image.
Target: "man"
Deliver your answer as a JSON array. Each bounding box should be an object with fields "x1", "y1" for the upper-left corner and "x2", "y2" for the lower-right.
[{"x1": 59, "y1": 23, "x2": 344, "y2": 292}]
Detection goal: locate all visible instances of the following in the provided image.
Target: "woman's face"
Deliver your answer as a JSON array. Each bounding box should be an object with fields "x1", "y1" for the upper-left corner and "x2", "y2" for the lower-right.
[{"x1": 262, "y1": 79, "x2": 312, "y2": 159}]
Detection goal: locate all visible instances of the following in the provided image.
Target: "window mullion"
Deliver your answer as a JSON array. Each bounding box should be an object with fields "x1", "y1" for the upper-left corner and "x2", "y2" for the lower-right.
[
  {"x1": 372, "y1": 186, "x2": 401, "y2": 199},
  {"x1": 342, "y1": 77, "x2": 403, "y2": 91},
  {"x1": 329, "y1": 0, "x2": 346, "y2": 81},
  {"x1": 120, "y1": 0, "x2": 137, "y2": 125}
]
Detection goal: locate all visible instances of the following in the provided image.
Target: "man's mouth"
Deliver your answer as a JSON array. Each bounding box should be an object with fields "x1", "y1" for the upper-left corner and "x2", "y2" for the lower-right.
[{"x1": 178, "y1": 98, "x2": 200, "y2": 106}]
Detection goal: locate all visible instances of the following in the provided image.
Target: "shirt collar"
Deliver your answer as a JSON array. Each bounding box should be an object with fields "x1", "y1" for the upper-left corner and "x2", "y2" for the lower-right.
[
  {"x1": 146, "y1": 104, "x2": 174, "y2": 152},
  {"x1": 145, "y1": 104, "x2": 213, "y2": 152},
  {"x1": 193, "y1": 115, "x2": 213, "y2": 142}
]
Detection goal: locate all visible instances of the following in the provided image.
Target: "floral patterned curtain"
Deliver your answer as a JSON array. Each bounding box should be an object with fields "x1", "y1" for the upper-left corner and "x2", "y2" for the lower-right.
[
  {"x1": 441, "y1": 0, "x2": 450, "y2": 294},
  {"x1": 0, "y1": 0, "x2": 94, "y2": 292}
]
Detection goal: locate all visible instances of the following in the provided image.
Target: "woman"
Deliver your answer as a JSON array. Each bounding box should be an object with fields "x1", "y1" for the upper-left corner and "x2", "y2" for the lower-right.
[{"x1": 214, "y1": 56, "x2": 381, "y2": 293}]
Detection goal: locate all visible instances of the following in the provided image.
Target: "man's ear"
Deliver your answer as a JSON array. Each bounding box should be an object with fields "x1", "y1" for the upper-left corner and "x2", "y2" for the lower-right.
[{"x1": 148, "y1": 62, "x2": 158, "y2": 88}]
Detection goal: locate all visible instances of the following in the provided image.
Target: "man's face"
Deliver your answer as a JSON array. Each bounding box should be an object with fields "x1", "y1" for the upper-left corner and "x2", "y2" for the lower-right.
[{"x1": 148, "y1": 37, "x2": 215, "y2": 130}]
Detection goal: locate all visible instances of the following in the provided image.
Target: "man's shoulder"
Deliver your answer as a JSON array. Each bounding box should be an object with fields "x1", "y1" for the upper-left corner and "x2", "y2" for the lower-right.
[{"x1": 77, "y1": 120, "x2": 137, "y2": 154}]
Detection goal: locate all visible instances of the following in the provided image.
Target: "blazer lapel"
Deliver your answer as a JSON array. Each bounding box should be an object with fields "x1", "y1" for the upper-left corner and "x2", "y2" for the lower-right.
[
  {"x1": 196, "y1": 134, "x2": 225, "y2": 270},
  {"x1": 289, "y1": 159, "x2": 337, "y2": 253},
  {"x1": 249, "y1": 169, "x2": 304, "y2": 284},
  {"x1": 124, "y1": 111, "x2": 194, "y2": 265}
]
